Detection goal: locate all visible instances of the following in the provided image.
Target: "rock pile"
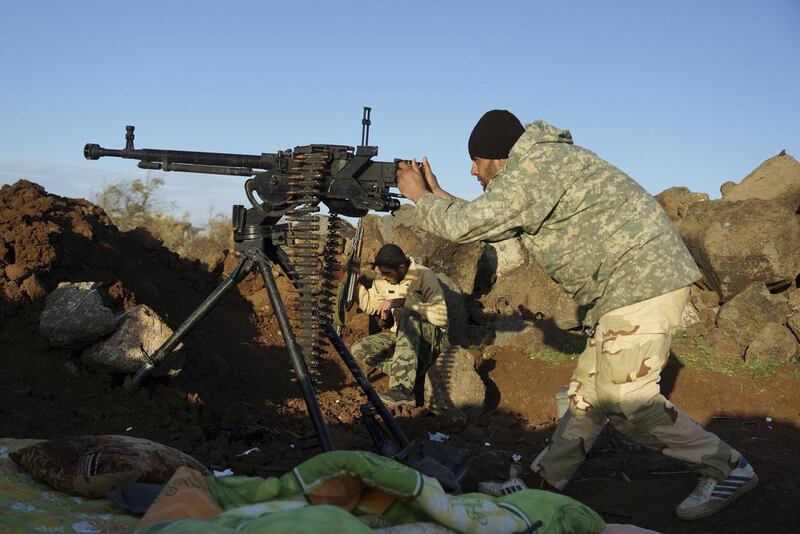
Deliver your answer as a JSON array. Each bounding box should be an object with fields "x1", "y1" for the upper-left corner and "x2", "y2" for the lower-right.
[{"x1": 662, "y1": 151, "x2": 800, "y2": 363}]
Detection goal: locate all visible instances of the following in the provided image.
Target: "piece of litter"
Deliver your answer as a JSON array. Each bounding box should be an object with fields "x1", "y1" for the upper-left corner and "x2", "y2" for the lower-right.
[
  {"x1": 213, "y1": 468, "x2": 234, "y2": 477},
  {"x1": 428, "y1": 432, "x2": 449, "y2": 442},
  {"x1": 766, "y1": 417, "x2": 773, "y2": 423},
  {"x1": 125, "y1": 427, "x2": 133, "y2": 432},
  {"x1": 621, "y1": 472, "x2": 631, "y2": 483},
  {"x1": 484, "y1": 442, "x2": 491, "y2": 447},
  {"x1": 512, "y1": 453, "x2": 522, "y2": 463},
  {"x1": 238, "y1": 447, "x2": 260, "y2": 457}
]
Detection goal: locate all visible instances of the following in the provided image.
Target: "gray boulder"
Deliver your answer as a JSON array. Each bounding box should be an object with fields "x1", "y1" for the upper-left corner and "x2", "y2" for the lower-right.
[
  {"x1": 485, "y1": 237, "x2": 529, "y2": 279},
  {"x1": 677, "y1": 199, "x2": 800, "y2": 301},
  {"x1": 717, "y1": 282, "x2": 784, "y2": 346},
  {"x1": 81, "y1": 304, "x2": 182, "y2": 374},
  {"x1": 424, "y1": 346, "x2": 485, "y2": 411},
  {"x1": 39, "y1": 282, "x2": 119, "y2": 348}
]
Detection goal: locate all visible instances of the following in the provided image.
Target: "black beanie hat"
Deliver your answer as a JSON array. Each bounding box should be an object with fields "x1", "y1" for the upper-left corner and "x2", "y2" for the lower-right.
[{"x1": 468, "y1": 109, "x2": 525, "y2": 159}]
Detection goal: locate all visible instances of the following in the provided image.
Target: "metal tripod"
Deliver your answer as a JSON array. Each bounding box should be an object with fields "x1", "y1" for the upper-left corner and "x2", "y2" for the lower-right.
[{"x1": 127, "y1": 206, "x2": 409, "y2": 454}]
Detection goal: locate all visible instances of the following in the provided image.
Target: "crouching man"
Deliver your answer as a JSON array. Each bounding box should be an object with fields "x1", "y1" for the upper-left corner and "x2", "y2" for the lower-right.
[{"x1": 352, "y1": 244, "x2": 448, "y2": 407}]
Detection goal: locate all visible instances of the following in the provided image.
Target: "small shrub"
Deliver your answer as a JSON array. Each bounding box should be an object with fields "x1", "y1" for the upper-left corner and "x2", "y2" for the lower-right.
[{"x1": 93, "y1": 177, "x2": 232, "y2": 267}]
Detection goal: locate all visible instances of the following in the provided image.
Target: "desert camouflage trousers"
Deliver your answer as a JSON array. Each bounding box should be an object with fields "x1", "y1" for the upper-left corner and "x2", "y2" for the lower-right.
[
  {"x1": 351, "y1": 308, "x2": 445, "y2": 390},
  {"x1": 531, "y1": 287, "x2": 741, "y2": 489}
]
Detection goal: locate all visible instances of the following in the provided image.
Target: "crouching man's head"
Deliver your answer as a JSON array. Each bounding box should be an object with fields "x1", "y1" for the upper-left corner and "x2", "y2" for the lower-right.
[{"x1": 373, "y1": 244, "x2": 410, "y2": 284}]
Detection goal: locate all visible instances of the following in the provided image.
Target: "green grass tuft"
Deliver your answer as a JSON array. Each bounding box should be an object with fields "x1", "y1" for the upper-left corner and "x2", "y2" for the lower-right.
[
  {"x1": 527, "y1": 349, "x2": 580, "y2": 365},
  {"x1": 672, "y1": 332, "x2": 788, "y2": 378}
]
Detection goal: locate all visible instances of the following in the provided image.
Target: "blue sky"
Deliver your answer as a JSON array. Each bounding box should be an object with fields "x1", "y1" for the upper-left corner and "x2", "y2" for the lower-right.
[{"x1": 1, "y1": 1, "x2": 798, "y2": 224}]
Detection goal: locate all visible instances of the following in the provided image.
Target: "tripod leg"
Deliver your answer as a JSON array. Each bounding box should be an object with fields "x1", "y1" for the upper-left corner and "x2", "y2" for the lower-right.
[
  {"x1": 325, "y1": 324, "x2": 410, "y2": 449},
  {"x1": 251, "y1": 252, "x2": 335, "y2": 452},
  {"x1": 127, "y1": 255, "x2": 251, "y2": 390}
]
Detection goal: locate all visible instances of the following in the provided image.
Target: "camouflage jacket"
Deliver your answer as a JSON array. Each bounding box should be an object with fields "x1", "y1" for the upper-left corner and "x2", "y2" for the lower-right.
[
  {"x1": 357, "y1": 258, "x2": 448, "y2": 330},
  {"x1": 415, "y1": 120, "x2": 701, "y2": 327}
]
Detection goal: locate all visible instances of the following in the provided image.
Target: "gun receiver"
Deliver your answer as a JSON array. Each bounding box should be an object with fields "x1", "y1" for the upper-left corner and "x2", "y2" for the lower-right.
[{"x1": 84, "y1": 119, "x2": 401, "y2": 218}]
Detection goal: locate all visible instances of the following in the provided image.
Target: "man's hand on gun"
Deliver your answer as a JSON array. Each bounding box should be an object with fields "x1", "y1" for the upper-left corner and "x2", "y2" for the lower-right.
[{"x1": 397, "y1": 157, "x2": 440, "y2": 202}]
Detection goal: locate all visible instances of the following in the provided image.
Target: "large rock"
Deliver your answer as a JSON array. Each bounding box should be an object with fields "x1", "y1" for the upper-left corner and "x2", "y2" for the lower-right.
[
  {"x1": 717, "y1": 282, "x2": 784, "y2": 346},
  {"x1": 81, "y1": 304, "x2": 182, "y2": 374},
  {"x1": 671, "y1": 328, "x2": 744, "y2": 367},
  {"x1": 424, "y1": 346, "x2": 485, "y2": 411},
  {"x1": 705, "y1": 327, "x2": 746, "y2": 362},
  {"x1": 491, "y1": 315, "x2": 584, "y2": 356},
  {"x1": 744, "y1": 322, "x2": 799, "y2": 362},
  {"x1": 677, "y1": 199, "x2": 800, "y2": 300},
  {"x1": 478, "y1": 262, "x2": 582, "y2": 331},
  {"x1": 484, "y1": 238, "x2": 529, "y2": 279},
  {"x1": 722, "y1": 151, "x2": 800, "y2": 212},
  {"x1": 39, "y1": 282, "x2": 119, "y2": 348},
  {"x1": 655, "y1": 187, "x2": 709, "y2": 223}
]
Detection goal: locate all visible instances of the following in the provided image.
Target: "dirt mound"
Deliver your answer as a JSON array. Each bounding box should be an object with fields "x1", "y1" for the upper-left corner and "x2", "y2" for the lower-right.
[{"x1": 0, "y1": 180, "x2": 306, "y2": 471}]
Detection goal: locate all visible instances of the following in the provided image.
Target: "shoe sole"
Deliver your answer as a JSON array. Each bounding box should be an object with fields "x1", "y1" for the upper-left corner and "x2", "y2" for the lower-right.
[{"x1": 676, "y1": 474, "x2": 759, "y2": 521}]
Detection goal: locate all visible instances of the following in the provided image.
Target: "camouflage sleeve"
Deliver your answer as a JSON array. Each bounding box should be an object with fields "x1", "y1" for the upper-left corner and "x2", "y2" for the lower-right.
[
  {"x1": 404, "y1": 270, "x2": 448, "y2": 328},
  {"x1": 415, "y1": 151, "x2": 567, "y2": 243}
]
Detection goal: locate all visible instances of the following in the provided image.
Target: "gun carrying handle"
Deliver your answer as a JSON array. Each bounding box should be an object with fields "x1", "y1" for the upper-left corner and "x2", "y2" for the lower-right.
[{"x1": 245, "y1": 178, "x2": 269, "y2": 214}]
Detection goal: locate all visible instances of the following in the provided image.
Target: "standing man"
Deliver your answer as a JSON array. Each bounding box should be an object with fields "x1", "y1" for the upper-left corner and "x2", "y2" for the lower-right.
[
  {"x1": 396, "y1": 110, "x2": 757, "y2": 520},
  {"x1": 352, "y1": 244, "x2": 448, "y2": 407}
]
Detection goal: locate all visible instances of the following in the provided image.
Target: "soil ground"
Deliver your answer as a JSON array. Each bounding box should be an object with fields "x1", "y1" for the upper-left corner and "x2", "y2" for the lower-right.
[{"x1": 2, "y1": 180, "x2": 799, "y2": 533}]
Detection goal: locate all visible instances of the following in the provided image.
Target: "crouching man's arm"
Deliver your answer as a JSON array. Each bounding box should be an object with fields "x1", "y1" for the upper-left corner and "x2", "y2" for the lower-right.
[
  {"x1": 357, "y1": 282, "x2": 379, "y2": 316},
  {"x1": 403, "y1": 270, "x2": 448, "y2": 328}
]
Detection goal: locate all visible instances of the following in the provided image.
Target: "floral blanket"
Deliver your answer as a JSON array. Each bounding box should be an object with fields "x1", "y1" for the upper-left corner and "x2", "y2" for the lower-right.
[{"x1": 0, "y1": 438, "x2": 136, "y2": 533}]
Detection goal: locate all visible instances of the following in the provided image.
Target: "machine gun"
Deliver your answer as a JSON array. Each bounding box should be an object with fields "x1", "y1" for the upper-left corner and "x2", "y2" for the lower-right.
[
  {"x1": 83, "y1": 108, "x2": 472, "y2": 493},
  {"x1": 84, "y1": 108, "x2": 402, "y2": 219}
]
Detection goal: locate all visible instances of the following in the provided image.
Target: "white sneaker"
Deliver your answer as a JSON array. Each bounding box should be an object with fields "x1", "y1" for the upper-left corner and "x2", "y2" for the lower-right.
[{"x1": 676, "y1": 456, "x2": 758, "y2": 520}]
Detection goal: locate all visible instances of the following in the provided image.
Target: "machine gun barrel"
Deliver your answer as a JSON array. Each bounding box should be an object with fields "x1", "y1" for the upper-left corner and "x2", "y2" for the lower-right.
[{"x1": 83, "y1": 125, "x2": 280, "y2": 174}]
